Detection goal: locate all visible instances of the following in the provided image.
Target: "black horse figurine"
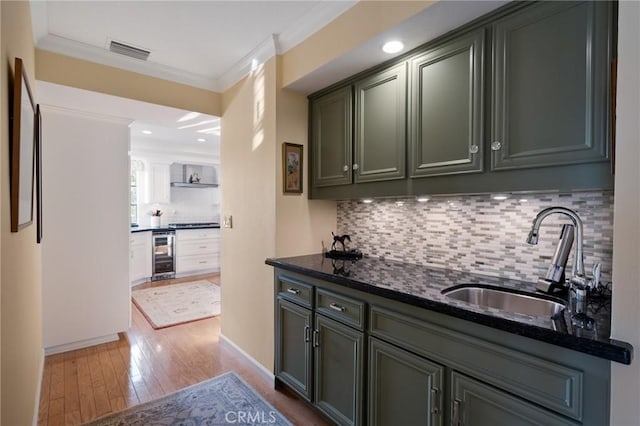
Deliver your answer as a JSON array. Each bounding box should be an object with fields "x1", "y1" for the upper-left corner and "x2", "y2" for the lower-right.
[{"x1": 331, "y1": 232, "x2": 351, "y2": 252}]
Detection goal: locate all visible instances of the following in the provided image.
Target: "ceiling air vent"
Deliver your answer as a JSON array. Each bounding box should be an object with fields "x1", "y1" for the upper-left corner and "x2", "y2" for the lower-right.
[{"x1": 109, "y1": 40, "x2": 150, "y2": 61}]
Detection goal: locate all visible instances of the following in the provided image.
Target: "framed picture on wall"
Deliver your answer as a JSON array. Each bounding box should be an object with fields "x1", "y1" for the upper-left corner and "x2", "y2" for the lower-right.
[
  {"x1": 282, "y1": 142, "x2": 303, "y2": 194},
  {"x1": 10, "y1": 57, "x2": 36, "y2": 232},
  {"x1": 36, "y1": 104, "x2": 43, "y2": 243}
]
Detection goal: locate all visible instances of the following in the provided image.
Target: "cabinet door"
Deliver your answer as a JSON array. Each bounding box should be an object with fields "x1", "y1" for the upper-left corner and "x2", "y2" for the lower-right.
[
  {"x1": 409, "y1": 29, "x2": 484, "y2": 177},
  {"x1": 130, "y1": 232, "x2": 151, "y2": 284},
  {"x1": 314, "y1": 314, "x2": 364, "y2": 426},
  {"x1": 310, "y1": 87, "x2": 353, "y2": 187},
  {"x1": 275, "y1": 298, "x2": 313, "y2": 401},
  {"x1": 149, "y1": 163, "x2": 171, "y2": 203},
  {"x1": 354, "y1": 63, "x2": 406, "y2": 183},
  {"x1": 369, "y1": 337, "x2": 444, "y2": 426},
  {"x1": 491, "y1": 1, "x2": 611, "y2": 170},
  {"x1": 451, "y1": 372, "x2": 577, "y2": 426}
]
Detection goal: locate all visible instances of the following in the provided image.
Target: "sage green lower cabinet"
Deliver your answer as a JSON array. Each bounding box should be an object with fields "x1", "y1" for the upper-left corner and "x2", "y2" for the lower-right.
[
  {"x1": 314, "y1": 315, "x2": 364, "y2": 426},
  {"x1": 368, "y1": 337, "x2": 444, "y2": 426},
  {"x1": 273, "y1": 269, "x2": 611, "y2": 426},
  {"x1": 275, "y1": 298, "x2": 312, "y2": 401},
  {"x1": 451, "y1": 372, "x2": 577, "y2": 426}
]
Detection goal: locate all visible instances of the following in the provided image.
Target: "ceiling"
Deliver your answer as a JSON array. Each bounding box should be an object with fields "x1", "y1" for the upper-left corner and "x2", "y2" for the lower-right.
[
  {"x1": 33, "y1": 1, "x2": 508, "y2": 150},
  {"x1": 31, "y1": 0, "x2": 356, "y2": 92}
]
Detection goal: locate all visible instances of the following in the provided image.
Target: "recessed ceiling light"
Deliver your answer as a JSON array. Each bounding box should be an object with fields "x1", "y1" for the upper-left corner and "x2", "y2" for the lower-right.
[
  {"x1": 362, "y1": 199, "x2": 374, "y2": 204},
  {"x1": 197, "y1": 138, "x2": 206, "y2": 142},
  {"x1": 395, "y1": 201, "x2": 405, "y2": 207},
  {"x1": 519, "y1": 198, "x2": 528, "y2": 203},
  {"x1": 382, "y1": 40, "x2": 404, "y2": 54},
  {"x1": 177, "y1": 112, "x2": 200, "y2": 122},
  {"x1": 141, "y1": 130, "x2": 152, "y2": 135},
  {"x1": 416, "y1": 196, "x2": 430, "y2": 202}
]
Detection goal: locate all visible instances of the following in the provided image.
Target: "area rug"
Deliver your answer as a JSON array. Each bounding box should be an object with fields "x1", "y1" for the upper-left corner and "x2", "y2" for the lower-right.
[
  {"x1": 132, "y1": 280, "x2": 221, "y2": 329},
  {"x1": 83, "y1": 372, "x2": 292, "y2": 426}
]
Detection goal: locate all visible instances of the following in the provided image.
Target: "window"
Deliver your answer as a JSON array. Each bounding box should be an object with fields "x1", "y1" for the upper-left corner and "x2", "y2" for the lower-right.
[{"x1": 130, "y1": 169, "x2": 138, "y2": 225}]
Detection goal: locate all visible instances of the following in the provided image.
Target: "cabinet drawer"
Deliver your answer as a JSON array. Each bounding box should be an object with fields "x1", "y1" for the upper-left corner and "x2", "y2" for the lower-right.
[
  {"x1": 176, "y1": 229, "x2": 220, "y2": 241},
  {"x1": 277, "y1": 275, "x2": 313, "y2": 309},
  {"x1": 176, "y1": 254, "x2": 219, "y2": 273},
  {"x1": 369, "y1": 305, "x2": 583, "y2": 421},
  {"x1": 316, "y1": 289, "x2": 365, "y2": 330},
  {"x1": 177, "y1": 239, "x2": 219, "y2": 256}
]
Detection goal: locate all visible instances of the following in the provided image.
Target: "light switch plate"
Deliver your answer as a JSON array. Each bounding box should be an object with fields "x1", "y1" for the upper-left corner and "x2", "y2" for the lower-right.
[{"x1": 223, "y1": 215, "x2": 233, "y2": 228}]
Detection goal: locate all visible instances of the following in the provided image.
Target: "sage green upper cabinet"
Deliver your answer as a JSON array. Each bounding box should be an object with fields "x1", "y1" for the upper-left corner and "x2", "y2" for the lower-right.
[
  {"x1": 311, "y1": 86, "x2": 353, "y2": 187},
  {"x1": 409, "y1": 29, "x2": 485, "y2": 177},
  {"x1": 354, "y1": 63, "x2": 407, "y2": 183},
  {"x1": 490, "y1": 1, "x2": 611, "y2": 170}
]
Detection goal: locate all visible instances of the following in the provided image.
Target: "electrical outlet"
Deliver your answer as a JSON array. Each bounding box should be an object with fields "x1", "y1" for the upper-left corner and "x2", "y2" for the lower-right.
[{"x1": 223, "y1": 215, "x2": 233, "y2": 228}]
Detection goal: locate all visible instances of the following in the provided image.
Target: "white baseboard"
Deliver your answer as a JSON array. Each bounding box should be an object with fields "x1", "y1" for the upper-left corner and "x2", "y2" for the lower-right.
[
  {"x1": 32, "y1": 348, "x2": 45, "y2": 426},
  {"x1": 44, "y1": 333, "x2": 120, "y2": 356},
  {"x1": 220, "y1": 334, "x2": 275, "y2": 386}
]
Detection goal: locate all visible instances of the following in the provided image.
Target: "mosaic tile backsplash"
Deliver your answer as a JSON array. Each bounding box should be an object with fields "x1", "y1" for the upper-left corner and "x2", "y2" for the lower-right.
[{"x1": 337, "y1": 191, "x2": 613, "y2": 285}]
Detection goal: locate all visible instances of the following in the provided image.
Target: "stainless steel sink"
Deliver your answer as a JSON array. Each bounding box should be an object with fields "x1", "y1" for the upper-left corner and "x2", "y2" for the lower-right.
[{"x1": 442, "y1": 285, "x2": 567, "y2": 318}]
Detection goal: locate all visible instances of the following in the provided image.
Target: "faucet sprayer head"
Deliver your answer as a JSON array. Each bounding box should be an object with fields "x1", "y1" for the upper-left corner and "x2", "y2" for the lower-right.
[{"x1": 526, "y1": 229, "x2": 539, "y2": 245}]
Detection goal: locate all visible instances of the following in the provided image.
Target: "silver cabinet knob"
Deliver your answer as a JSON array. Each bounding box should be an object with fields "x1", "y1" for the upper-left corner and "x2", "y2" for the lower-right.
[
  {"x1": 353, "y1": 164, "x2": 359, "y2": 171},
  {"x1": 343, "y1": 165, "x2": 349, "y2": 172},
  {"x1": 469, "y1": 144, "x2": 479, "y2": 154},
  {"x1": 491, "y1": 141, "x2": 502, "y2": 151}
]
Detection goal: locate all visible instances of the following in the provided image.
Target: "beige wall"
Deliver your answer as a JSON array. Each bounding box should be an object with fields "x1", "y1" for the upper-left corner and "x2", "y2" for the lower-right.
[
  {"x1": 219, "y1": 56, "x2": 336, "y2": 372},
  {"x1": 281, "y1": 0, "x2": 434, "y2": 88},
  {"x1": 220, "y1": 58, "x2": 278, "y2": 369},
  {"x1": 1, "y1": 2, "x2": 43, "y2": 425},
  {"x1": 610, "y1": 1, "x2": 640, "y2": 424},
  {"x1": 275, "y1": 61, "x2": 336, "y2": 257},
  {"x1": 36, "y1": 50, "x2": 222, "y2": 116}
]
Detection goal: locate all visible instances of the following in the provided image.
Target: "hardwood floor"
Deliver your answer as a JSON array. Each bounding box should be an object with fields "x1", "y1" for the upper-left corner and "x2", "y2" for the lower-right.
[{"x1": 37, "y1": 274, "x2": 329, "y2": 426}]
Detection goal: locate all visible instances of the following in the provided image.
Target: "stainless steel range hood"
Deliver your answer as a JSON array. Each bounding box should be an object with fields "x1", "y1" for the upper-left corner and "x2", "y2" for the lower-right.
[{"x1": 170, "y1": 164, "x2": 219, "y2": 188}]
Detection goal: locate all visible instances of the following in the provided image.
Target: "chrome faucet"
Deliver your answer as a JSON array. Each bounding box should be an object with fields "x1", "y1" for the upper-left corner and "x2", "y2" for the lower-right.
[{"x1": 526, "y1": 207, "x2": 588, "y2": 295}]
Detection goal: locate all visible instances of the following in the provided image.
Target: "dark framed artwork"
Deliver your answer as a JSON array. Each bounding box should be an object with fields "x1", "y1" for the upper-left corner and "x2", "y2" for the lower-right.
[
  {"x1": 10, "y1": 57, "x2": 36, "y2": 232},
  {"x1": 283, "y1": 142, "x2": 303, "y2": 194},
  {"x1": 36, "y1": 104, "x2": 43, "y2": 243}
]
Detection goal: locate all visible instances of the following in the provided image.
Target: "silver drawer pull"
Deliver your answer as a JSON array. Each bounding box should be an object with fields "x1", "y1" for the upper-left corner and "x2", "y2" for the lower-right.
[
  {"x1": 198, "y1": 261, "x2": 207, "y2": 264},
  {"x1": 304, "y1": 325, "x2": 310, "y2": 343},
  {"x1": 312, "y1": 329, "x2": 320, "y2": 347},
  {"x1": 287, "y1": 288, "x2": 300, "y2": 295},
  {"x1": 199, "y1": 246, "x2": 207, "y2": 249},
  {"x1": 329, "y1": 303, "x2": 345, "y2": 312}
]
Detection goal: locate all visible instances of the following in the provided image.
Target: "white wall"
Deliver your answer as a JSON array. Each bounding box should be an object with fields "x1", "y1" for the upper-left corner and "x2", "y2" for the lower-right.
[
  {"x1": 610, "y1": 2, "x2": 640, "y2": 424},
  {"x1": 41, "y1": 106, "x2": 131, "y2": 351}
]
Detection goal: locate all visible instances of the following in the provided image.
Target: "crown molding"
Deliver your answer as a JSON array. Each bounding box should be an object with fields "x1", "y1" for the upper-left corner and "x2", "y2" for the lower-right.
[
  {"x1": 276, "y1": 0, "x2": 357, "y2": 54},
  {"x1": 37, "y1": 34, "x2": 219, "y2": 91},
  {"x1": 40, "y1": 103, "x2": 134, "y2": 126},
  {"x1": 216, "y1": 34, "x2": 278, "y2": 91}
]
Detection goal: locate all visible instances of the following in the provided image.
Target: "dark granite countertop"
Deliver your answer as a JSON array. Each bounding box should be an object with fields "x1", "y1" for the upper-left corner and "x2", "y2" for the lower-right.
[
  {"x1": 131, "y1": 224, "x2": 220, "y2": 233},
  {"x1": 266, "y1": 254, "x2": 633, "y2": 365}
]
